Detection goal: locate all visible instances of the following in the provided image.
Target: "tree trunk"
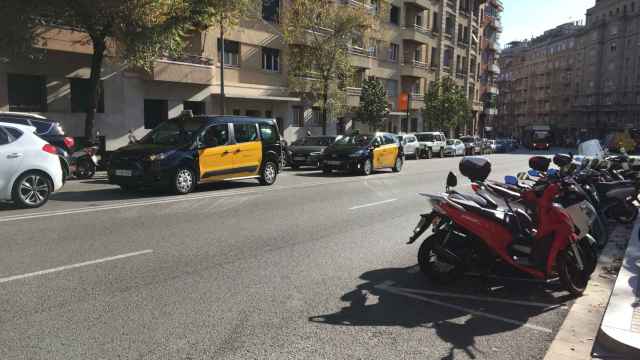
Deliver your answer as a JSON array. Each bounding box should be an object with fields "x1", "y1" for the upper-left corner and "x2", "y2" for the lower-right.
[
  {"x1": 321, "y1": 82, "x2": 329, "y2": 135},
  {"x1": 85, "y1": 38, "x2": 106, "y2": 140}
]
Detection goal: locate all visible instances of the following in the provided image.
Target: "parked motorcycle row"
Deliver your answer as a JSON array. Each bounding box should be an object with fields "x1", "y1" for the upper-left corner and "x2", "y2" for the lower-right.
[{"x1": 407, "y1": 151, "x2": 640, "y2": 296}]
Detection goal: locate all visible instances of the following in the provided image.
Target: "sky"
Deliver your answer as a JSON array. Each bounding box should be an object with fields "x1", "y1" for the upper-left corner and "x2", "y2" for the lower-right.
[{"x1": 500, "y1": 0, "x2": 595, "y2": 45}]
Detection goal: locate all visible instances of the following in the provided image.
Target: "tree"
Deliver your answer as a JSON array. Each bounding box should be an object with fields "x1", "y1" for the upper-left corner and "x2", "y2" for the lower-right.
[
  {"x1": 356, "y1": 77, "x2": 388, "y2": 131},
  {"x1": 423, "y1": 78, "x2": 471, "y2": 135},
  {"x1": 282, "y1": 0, "x2": 373, "y2": 135},
  {"x1": 0, "y1": 0, "x2": 220, "y2": 139},
  {"x1": 193, "y1": 0, "x2": 260, "y2": 114}
]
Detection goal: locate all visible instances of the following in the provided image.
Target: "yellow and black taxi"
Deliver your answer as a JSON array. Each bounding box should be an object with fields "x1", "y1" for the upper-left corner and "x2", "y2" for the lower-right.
[
  {"x1": 321, "y1": 132, "x2": 404, "y2": 175},
  {"x1": 108, "y1": 113, "x2": 282, "y2": 194}
]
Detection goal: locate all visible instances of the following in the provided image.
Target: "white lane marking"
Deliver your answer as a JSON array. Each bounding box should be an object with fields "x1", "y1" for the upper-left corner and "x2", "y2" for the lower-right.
[
  {"x1": 349, "y1": 198, "x2": 397, "y2": 210},
  {"x1": 376, "y1": 284, "x2": 553, "y2": 333},
  {"x1": 0, "y1": 250, "x2": 153, "y2": 284},
  {"x1": 386, "y1": 286, "x2": 565, "y2": 309}
]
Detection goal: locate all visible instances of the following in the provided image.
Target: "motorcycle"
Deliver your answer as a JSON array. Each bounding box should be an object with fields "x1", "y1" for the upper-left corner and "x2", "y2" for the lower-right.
[
  {"x1": 408, "y1": 157, "x2": 596, "y2": 295},
  {"x1": 69, "y1": 145, "x2": 100, "y2": 179}
]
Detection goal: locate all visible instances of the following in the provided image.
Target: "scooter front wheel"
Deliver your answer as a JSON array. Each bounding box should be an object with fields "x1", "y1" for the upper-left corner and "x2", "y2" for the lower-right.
[
  {"x1": 418, "y1": 231, "x2": 465, "y2": 284},
  {"x1": 558, "y1": 244, "x2": 593, "y2": 296}
]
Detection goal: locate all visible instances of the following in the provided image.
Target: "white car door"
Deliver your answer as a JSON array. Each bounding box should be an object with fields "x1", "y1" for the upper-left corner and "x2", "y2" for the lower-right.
[
  {"x1": 456, "y1": 140, "x2": 465, "y2": 155},
  {"x1": 0, "y1": 127, "x2": 24, "y2": 199},
  {"x1": 407, "y1": 136, "x2": 418, "y2": 155}
]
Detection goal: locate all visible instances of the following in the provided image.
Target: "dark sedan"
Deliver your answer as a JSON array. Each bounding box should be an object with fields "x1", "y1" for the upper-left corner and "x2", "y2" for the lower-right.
[
  {"x1": 321, "y1": 132, "x2": 403, "y2": 176},
  {"x1": 288, "y1": 136, "x2": 336, "y2": 169}
]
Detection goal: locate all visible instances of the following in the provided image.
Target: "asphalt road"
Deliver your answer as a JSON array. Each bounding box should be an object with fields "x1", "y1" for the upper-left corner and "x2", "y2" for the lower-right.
[{"x1": 0, "y1": 152, "x2": 576, "y2": 360}]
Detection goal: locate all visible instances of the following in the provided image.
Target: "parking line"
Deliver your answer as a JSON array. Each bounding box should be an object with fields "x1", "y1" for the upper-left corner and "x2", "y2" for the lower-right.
[
  {"x1": 349, "y1": 198, "x2": 397, "y2": 210},
  {"x1": 0, "y1": 250, "x2": 153, "y2": 284},
  {"x1": 376, "y1": 283, "x2": 553, "y2": 333},
  {"x1": 385, "y1": 285, "x2": 565, "y2": 309}
]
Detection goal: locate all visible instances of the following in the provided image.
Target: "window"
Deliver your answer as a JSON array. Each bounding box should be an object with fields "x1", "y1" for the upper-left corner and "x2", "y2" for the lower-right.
[
  {"x1": 218, "y1": 39, "x2": 240, "y2": 66},
  {"x1": 233, "y1": 109, "x2": 241, "y2": 116},
  {"x1": 432, "y1": 12, "x2": 440, "y2": 32},
  {"x1": 388, "y1": 43, "x2": 399, "y2": 62},
  {"x1": 183, "y1": 101, "x2": 205, "y2": 115},
  {"x1": 201, "y1": 124, "x2": 229, "y2": 147},
  {"x1": 410, "y1": 118, "x2": 418, "y2": 132},
  {"x1": 246, "y1": 110, "x2": 261, "y2": 117},
  {"x1": 416, "y1": 13, "x2": 423, "y2": 27},
  {"x1": 262, "y1": 47, "x2": 280, "y2": 71},
  {"x1": 31, "y1": 120, "x2": 54, "y2": 135},
  {"x1": 259, "y1": 123, "x2": 278, "y2": 144},
  {"x1": 401, "y1": 118, "x2": 408, "y2": 133},
  {"x1": 611, "y1": 42, "x2": 617, "y2": 53},
  {"x1": 234, "y1": 123, "x2": 258, "y2": 143},
  {"x1": 390, "y1": 5, "x2": 399, "y2": 25},
  {"x1": 4, "y1": 126, "x2": 23, "y2": 141},
  {"x1": 70, "y1": 78, "x2": 105, "y2": 113},
  {"x1": 143, "y1": 99, "x2": 169, "y2": 130},
  {"x1": 0, "y1": 116, "x2": 29, "y2": 125},
  {"x1": 262, "y1": 0, "x2": 279, "y2": 23},
  {"x1": 0, "y1": 127, "x2": 10, "y2": 145},
  {"x1": 7, "y1": 74, "x2": 47, "y2": 112},
  {"x1": 383, "y1": 133, "x2": 397, "y2": 145},
  {"x1": 292, "y1": 106, "x2": 304, "y2": 127},
  {"x1": 386, "y1": 79, "x2": 398, "y2": 97}
]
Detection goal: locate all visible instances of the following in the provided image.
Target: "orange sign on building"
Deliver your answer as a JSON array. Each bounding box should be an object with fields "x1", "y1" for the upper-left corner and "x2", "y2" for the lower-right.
[{"x1": 398, "y1": 93, "x2": 409, "y2": 112}]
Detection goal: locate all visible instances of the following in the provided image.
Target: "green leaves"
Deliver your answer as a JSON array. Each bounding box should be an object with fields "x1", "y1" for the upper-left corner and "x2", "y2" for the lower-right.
[
  {"x1": 356, "y1": 78, "x2": 389, "y2": 131},
  {"x1": 423, "y1": 78, "x2": 471, "y2": 133}
]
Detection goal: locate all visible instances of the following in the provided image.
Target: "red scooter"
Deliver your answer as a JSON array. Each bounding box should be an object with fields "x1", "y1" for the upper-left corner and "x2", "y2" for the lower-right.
[{"x1": 408, "y1": 157, "x2": 595, "y2": 295}]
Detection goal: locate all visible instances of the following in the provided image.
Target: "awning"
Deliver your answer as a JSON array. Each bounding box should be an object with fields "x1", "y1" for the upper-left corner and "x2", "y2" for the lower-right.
[{"x1": 389, "y1": 112, "x2": 408, "y2": 116}]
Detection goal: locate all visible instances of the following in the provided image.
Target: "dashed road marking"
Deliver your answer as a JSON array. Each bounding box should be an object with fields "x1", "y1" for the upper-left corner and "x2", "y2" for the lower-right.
[
  {"x1": 349, "y1": 198, "x2": 398, "y2": 210},
  {"x1": 0, "y1": 250, "x2": 153, "y2": 284}
]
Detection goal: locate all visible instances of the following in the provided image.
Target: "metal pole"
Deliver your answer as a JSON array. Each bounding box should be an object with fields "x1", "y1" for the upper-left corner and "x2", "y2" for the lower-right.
[{"x1": 219, "y1": 21, "x2": 226, "y2": 115}]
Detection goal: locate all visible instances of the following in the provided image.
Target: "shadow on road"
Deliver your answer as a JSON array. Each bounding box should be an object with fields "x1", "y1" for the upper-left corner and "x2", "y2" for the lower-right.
[{"x1": 310, "y1": 266, "x2": 572, "y2": 360}]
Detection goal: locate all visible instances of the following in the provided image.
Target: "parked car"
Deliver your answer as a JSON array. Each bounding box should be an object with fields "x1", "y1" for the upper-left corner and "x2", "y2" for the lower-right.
[
  {"x1": 108, "y1": 114, "x2": 282, "y2": 194},
  {"x1": 460, "y1": 136, "x2": 482, "y2": 155},
  {"x1": 397, "y1": 134, "x2": 420, "y2": 159},
  {"x1": 288, "y1": 136, "x2": 335, "y2": 169},
  {"x1": 443, "y1": 139, "x2": 466, "y2": 157},
  {"x1": 321, "y1": 132, "x2": 403, "y2": 176},
  {"x1": 495, "y1": 139, "x2": 511, "y2": 153},
  {"x1": 0, "y1": 112, "x2": 75, "y2": 178},
  {"x1": 414, "y1": 132, "x2": 447, "y2": 158},
  {"x1": 0, "y1": 122, "x2": 65, "y2": 208}
]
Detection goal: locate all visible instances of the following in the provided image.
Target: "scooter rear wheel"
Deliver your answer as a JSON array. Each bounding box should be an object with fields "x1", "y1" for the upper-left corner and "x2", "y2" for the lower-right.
[
  {"x1": 418, "y1": 231, "x2": 465, "y2": 284},
  {"x1": 613, "y1": 199, "x2": 638, "y2": 224},
  {"x1": 558, "y1": 244, "x2": 593, "y2": 296}
]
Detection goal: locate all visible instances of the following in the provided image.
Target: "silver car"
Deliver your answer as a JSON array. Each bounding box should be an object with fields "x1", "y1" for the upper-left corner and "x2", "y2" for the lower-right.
[
  {"x1": 398, "y1": 134, "x2": 420, "y2": 159},
  {"x1": 444, "y1": 139, "x2": 466, "y2": 157}
]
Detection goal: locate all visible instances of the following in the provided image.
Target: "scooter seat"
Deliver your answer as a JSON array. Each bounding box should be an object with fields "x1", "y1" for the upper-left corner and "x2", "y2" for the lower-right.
[
  {"x1": 451, "y1": 192, "x2": 496, "y2": 209},
  {"x1": 595, "y1": 181, "x2": 634, "y2": 195},
  {"x1": 449, "y1": 193, "x2": 505, "y2": 221}
]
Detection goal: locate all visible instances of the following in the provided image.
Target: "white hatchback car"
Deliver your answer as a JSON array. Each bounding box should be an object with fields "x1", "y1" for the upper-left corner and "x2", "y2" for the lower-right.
[
  {"x1": 444, "y1": 139, "x2": 466, "y2": 156},
  {"x1": 0, "y1": 122, "x2": 64, "y2": 208}
]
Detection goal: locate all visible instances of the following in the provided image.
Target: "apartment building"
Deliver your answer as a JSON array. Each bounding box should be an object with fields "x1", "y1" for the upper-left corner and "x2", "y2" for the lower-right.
[
  {"x1": 478, "y1": 0, "x2": 502, "y2": 137},
  {"x1": 0, "y1": 0, "x2": 484, "y2": 149},
  {"x1": 497, "y1": 0, "x2": 640, "y2": 143}
]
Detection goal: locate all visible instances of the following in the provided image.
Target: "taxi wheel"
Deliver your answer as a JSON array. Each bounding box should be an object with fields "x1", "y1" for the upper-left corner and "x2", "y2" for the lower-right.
[
  {"x1": 393, "y1": 156, "x2": 403, "y2": 173},
  {"x1": 439, "y1": 148, "x2": 445, "y2": 158},
  {"x1": 173, "y1": 167, "x2": 195, "y2": 195},
  {"x1": 259, "y1": 161, "x2": 278, "y2": 185},
  {"x1": 361, "y1": 159, "x2": 373, "y2": 176}
]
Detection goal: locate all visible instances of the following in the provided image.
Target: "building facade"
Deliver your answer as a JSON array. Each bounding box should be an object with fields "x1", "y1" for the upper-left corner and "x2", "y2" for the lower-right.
[
  {"x1": 497, "y1": 0, "x2": 640, "y2": 144},
  {"x1": 0, "y1": 0, "x2": 485, "y2": 150},
  {"x1": 478, "y1": 0, "x2": 502, "y2": 138}
]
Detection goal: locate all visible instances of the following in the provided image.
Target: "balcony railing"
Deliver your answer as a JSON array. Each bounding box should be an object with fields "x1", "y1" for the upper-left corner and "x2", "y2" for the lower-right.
[
  {"x1": 488, "y1": 63, "x2": 501, "y2": 74},
  {"x1": 159, "y1": 54, "x2": 215, "y2": 66},
  {"x1": 348, "y1": 46, "x2": 377, "y2": 58},
  {"x1": 403, "y1": 58, "x2": 428, "y2": 68}
]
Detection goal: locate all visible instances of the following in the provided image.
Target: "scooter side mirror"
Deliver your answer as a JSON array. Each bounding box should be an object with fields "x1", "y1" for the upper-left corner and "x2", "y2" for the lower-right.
[
  {"x1": 528, "y1": 169, "x2": 541, "y2": 177},
  {"x1": 446, "y1": 171, "x2": 458, "y2": 188},
  {"x1": 504, "y1": 176, "x2": 518, "y2": 186},
  {"x1": 547, "y1": 168, "x2": 559, "y2": 177}
]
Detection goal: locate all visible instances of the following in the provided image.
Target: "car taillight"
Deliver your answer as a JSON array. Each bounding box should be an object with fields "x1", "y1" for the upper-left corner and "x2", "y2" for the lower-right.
[
  {"x1": 42, "y1": 144, "x2": 58, "y2": 155},
  {"x1": 63, "y1": 136, "x2": 75, "y2": 149}
]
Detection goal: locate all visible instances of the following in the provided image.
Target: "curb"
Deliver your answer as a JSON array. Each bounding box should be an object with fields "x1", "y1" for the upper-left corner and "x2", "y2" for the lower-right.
[
  {"x1": 544, "y1": 222, "x2": 633, "y2": 360},
  {"x1": 593, "y1": 217, "x2": 640, "y2": 359}
]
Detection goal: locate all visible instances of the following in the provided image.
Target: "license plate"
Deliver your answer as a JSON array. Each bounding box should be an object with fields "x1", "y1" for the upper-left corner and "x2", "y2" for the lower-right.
[
  {"x1": 115, "y1": 169, "x2": 132, "y2": 177},
  {"x1": 326, "y1": 161, "x2": 341, "y2": 165},
  {"x1": 294, "y1": 156, "x2": 306, "y2": 161}
]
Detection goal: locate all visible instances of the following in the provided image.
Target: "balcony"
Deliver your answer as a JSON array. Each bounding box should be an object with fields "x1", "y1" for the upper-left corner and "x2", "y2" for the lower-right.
[
  {"x1": 490, "y1": 0, "x2": 505, "y2": 11},
  {"x1": 488, "y1": 63, "x2": 501, "y2": 74},
  {"x1": 401, "y1": 58, "x2": 429, "y2": 77},
  {"x1": 485, "y1": 17, "x2": 503, "y2": 33},
  {"x1": 484, "y1": 108, "x2": 498, "y2": 116},
  {"x1": 487, "y1": 86, "x2": 499, "y2": 95},
  {"x1": 486, "y1": 39, "x2": 499, "y2": 51},
  {"x1": 402, "y1": 25, "x2": 432, "y2": 44},
  {"x1": 409, "y1": 94, "x2": 424, "y2": 109},
  {"x1": 347, "y1": 46, "x2": 377, "y2": 68},
  {"x1": 150, "y1": 55, "x2": 215, "y2": 85},
  {"x1": 404, "y1": 0, "x2": 429, "y2": 9},
  {"x1": 340, "y1": 0, "x2": 377, "y2": 14}
]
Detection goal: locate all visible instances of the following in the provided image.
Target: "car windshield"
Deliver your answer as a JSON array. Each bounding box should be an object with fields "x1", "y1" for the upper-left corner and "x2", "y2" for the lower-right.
[
  {"x1": 139, "y1": 119, "x2": 203, "y2": 146},
  {"x1": 416, "y1": 134, "x2": 435, "y2": 142},
  {"x1": 293, "y1": 137, "x2": 334, "y2": 146},
  {"x1": 335, "y1": 135, "x2": 372, "y2": 146},
  {"x1": 446, "y1": 140, "x2": 455, "y2": 145}
]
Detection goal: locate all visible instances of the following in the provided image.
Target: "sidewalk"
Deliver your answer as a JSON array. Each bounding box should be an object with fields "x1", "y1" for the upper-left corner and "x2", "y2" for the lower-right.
[
  {"x1": 593, "y1": 218, "x2": 640, "y2": 358},
  {"x1": 544, "y1": 223, "x2": 632, "y2": 360}
]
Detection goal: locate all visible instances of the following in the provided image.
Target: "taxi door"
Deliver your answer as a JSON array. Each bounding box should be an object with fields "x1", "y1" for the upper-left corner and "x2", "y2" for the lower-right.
[
  {"x1": 198, "y1": 123, "x2": 238, "y2": 181},
  {"x1": 372, "y1": 136, "x2": 386, "y2": 169},
  {"x1": 232, "y1": 123, "x2": 262, "y2": 177}
]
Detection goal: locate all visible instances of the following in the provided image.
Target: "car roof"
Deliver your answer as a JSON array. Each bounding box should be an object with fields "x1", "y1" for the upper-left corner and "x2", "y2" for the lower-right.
[
  {"x1": 414, "y1": 132, "x2": 443, "y2": 135},
  {"x1": 168, "y1": 115, "x2": 277, "y2": 127},
  {"x1": 0, "y1": 112, "x2": 49, "y2": 120},
  {"x1": 0, "y1": 121, "x2": 37, "y2": 133}
]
